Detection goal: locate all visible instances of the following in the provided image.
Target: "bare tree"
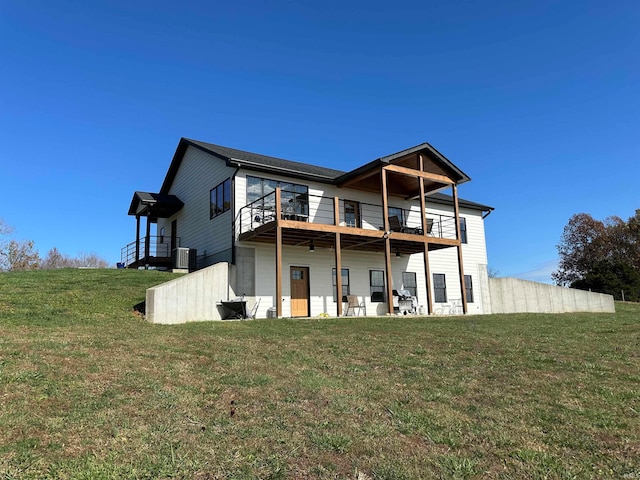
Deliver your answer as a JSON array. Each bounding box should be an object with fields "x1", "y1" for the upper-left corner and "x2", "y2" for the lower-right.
[
  {"x1": 41, "y1": 247, "x2": 72, "y2": 269},
  {"x1": 1, "y1": 220, "x2": 111, "y2": 271},
  {"x1": 40, "y1": 248, "x2": 110, "y2": 269},
  {"x1": 0, "y1": 218, "x2": 13, "y2": 236},
  {"x1": 2, "y1": 239, "x2": 41, "y2": 271},
  {"x1": 1, "y1": 219, "x2": 40, "y2": 271},
  {"x1": 74, "y1": 252, "x2": 109, "y2": 268}
]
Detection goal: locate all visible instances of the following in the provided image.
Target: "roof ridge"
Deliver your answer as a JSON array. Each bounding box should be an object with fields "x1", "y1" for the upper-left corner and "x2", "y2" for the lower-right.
[{"x1": 184, "y1": 138, "x2": 347, "y2": 180}]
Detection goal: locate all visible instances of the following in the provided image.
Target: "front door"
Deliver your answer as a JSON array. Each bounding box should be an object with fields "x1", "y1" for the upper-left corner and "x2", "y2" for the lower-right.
[
  {"x1": 344, "y1": 200, "x2": 361, "y2": 228},
  {"x1": 290, "y1": 266, "x2": 310, "y2": 317}
]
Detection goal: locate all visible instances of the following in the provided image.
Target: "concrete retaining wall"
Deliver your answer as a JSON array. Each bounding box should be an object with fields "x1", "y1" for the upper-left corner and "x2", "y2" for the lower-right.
[
  {"x1": 146, "y1": 263, "x2": 236, "y2": 324},
  {"x1": 489, "y1": 277, "x2": 615, "y2": 314}
]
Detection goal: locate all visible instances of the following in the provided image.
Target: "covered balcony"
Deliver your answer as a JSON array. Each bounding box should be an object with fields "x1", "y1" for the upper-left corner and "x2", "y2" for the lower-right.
[
  {"x1": 236, "y1": 190, "x2": 460, "y2": 256},
  {"x1": 122, "y1": 191, "x2": 184, "y2": 269},
  {"x1": 238, "y1": 146, "x2": 472, "y2": 317}
]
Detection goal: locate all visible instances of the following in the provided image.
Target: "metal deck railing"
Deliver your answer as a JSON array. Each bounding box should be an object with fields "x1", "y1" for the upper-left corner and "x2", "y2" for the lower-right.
[
  {"x1": 236, "y1": 191, "x2": 458, "y2": 240},
  {"x1": 120, "y1": 236, "x2": 180, "y2": 267}
]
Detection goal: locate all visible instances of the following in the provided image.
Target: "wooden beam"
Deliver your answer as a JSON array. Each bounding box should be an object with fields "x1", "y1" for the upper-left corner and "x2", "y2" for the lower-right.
[
  {"x1": 275, "y1": 187, "x2": 283, "y2": 318},
  {"x1": 278, "y1": 220, "x2": 386, "y2": 237},
  {"x1": 381, "y1": 170, "x2": 390, "y2": 233},
  {"x1": 418, "y1": 154, "x2": 433, "y2": 314},
  {"x1": 423, "y1": 245, "x2": 433, "y2": 315},
  {"x1": 384, "y1": 236, "x2": 393, "y2": 315},
  {"x1": 452, "y1": 184, "x2": 467, "y2": 314},
  {"x1": 239, "y1": 221, "x2": 459, "y2": 251},
  {"x1": 383, "y1": 164, "x2": 455, "y2": 185},
  {"x1": 337, "y1": 167, "x2": 381, "y2": 189},
  {"x1": 381, "y1": 169, "x2": 394, "y2": 315},
  {"x1": 334, "y1": 196, "x2": 343, "y2": 316}
]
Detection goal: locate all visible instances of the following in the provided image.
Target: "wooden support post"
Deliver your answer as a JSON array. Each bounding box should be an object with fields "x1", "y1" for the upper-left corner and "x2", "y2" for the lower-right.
[
  {"x1": 275, "y1": 187, "x2": 283, "y2": 318},
  {"x1": 452, "y1": 184, "x2": 467, "y2": 314},
  {"x1": 423, "y1": 246, "x2": 432, "y2": 315},
  {"x1": 418, "y1": 154, "x2": 433, "y2": 314},
  {"x1": 381, "y1": 168, "x2": 394, "y2": 314},
  {"x1": 334, "y1": 197, "x2": 343, "y2": 316}
]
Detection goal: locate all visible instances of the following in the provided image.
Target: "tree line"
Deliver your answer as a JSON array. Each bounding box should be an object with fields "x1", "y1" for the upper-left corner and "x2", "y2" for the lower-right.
[
  {"x1": 0, "y1": 219, "x2": 109, "y2": 271},
  {"x1": 552, "y1": 210, "x2": 640, "y2": 302}
]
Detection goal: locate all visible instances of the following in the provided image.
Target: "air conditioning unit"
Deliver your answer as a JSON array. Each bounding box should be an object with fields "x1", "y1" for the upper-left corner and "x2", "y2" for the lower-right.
[{"x1": 172, "y1": 247, "x2": 197, "y2": 271}]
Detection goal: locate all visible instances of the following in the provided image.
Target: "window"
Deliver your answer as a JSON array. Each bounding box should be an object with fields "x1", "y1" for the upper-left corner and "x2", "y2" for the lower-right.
[
  {"x1": 159, "y1": 227, "x2": 165, "y2": 243},
  {"x1": 344, "y1": 200, "x2": 360, "y2": 228},
  {"x1": 370, "y1": 270, "x2": 385, "y2": 302},
  {"x1": 332, "y1": 268, "x2": 350, "y2": 302},
  {"x1": 246, "y1": 176, "x2": 308, "y2": 216},
  {"x1": 465, "y1": 275, "x2": 474, "y2": 303},
  {"x1": 210, "y1": 178, "x2": 231, "y2": 219},
  {"x1": 433, "y1": 273, "x2": 447, "y2": 303},
  {"x1": 459, "y1": 217, "x2": 467, "y2": 244},
  {"x1": 402, "y1": 272, "x2": 417, "y2": 298}
]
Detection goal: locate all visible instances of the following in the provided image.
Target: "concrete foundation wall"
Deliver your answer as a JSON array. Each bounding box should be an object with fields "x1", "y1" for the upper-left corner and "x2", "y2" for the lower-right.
[
  {"x1": 489, "y1": 277, "x2": 615, "y2": 314},
  {"x1": 146, "y1": 263, "x2": 236, "y2": 324}
]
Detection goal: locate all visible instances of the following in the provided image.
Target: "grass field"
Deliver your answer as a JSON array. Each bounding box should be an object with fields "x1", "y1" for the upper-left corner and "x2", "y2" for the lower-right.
[{"x1": 0, "y1": 269, "x2": 638, "y2": 479}]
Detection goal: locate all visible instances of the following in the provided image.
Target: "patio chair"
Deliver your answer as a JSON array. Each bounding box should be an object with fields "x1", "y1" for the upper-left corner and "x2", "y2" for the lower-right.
[
  {"x1": 450, "y1": 298, "x2": 464, "y2": 314},
  {"x1": 388, "y1": 215, "x2": 404, "y2": 232},
  {"x1": 344, "y1": 295, "x2": 365, "y2": 316},
  {"x1": 426, "y1": 218, "x2": 434, "y2": 235}
]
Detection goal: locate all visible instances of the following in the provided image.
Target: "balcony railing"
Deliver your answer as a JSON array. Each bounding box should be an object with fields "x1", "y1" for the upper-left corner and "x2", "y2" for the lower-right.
[
  {"x1": 120, "y1": 236, "x2": 180, "y2": 267},
  {"x1": 236, "y1": 191, "x2": 458, "y2": 240}
]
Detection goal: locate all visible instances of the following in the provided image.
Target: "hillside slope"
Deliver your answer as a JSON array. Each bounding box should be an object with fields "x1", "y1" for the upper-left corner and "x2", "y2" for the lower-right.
[
  {"x1": 0, "y1": 269, "x2": 638, "y2": 479},
  {"x1": 0, "y1": 268, "x2": 176, "y2": 326}
]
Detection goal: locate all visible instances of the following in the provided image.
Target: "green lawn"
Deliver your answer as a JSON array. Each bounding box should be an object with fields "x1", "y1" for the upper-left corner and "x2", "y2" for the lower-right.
[{"x1": 0, "y1": 269, "x2": 639, "y2": 479}]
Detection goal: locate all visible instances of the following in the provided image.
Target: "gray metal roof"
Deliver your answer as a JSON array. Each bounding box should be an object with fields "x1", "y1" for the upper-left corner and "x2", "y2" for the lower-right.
[
  {"x1": 158, "y1": 138, "x2": 492, "y2": 213},
  {"x1": 427, "y1": 192, "x2": 494, "y2": 213},
  {"x1": 185, "y1": 138, "x2": 346, "y2": 182}
]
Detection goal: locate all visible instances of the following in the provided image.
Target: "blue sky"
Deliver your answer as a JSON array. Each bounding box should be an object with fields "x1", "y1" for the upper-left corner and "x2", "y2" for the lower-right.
[{"x1": 1, "y1": 0, "x2": 638, "y2": 281}]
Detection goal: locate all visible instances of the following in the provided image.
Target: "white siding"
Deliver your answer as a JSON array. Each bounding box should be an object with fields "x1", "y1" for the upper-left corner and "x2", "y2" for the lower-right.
[
  {"x1": 419, "y1": 205, "x2": 490, "y2": 315},
  {"x1": 246, "y1": 217, "x2": 489, "y2": 317},
  {"x1": 158, "y1": 146, "x2": 237, "y2": 265},
  {"x1": 250, "y1": 244, "x2": 395, "y2": 318},
  {"x1": 234, "y1": 169, "x2": 491, "y2": 315}
]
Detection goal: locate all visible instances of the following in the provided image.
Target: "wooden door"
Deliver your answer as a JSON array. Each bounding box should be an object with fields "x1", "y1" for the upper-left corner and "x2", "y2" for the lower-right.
[
  {"x1": 290, "y1": 266, "x2": 309, "y2": 317},
  {"x1": 344, "y1": 200, "x2": 361, "y2": 228}
]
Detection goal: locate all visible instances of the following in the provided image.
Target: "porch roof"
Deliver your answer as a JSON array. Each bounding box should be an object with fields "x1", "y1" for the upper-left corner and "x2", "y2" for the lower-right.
[
  {"x1": 128, "y1": 191, "x2": 184, "y2": 219},
  {"x1": 334, "y1": 143, "x2": 472, "y2": 198}
]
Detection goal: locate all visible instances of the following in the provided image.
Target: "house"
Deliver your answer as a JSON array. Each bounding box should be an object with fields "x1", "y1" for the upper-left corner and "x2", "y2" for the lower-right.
[{"x1": 125, "y1": 137, "x2": 496, "y2": 320}]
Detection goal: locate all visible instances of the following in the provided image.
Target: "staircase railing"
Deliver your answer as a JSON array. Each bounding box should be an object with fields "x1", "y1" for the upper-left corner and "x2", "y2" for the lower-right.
[{"x1": 120, "y1": 236, "x2": 179, "y2": 266}]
